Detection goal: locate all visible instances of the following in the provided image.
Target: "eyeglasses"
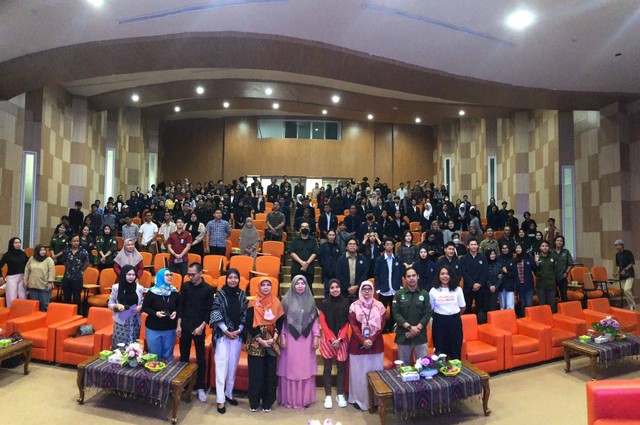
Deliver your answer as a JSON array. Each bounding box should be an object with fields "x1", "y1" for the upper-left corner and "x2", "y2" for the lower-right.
[{"x1": 361, "y1": 287, "x2": 373, "y2": 291}]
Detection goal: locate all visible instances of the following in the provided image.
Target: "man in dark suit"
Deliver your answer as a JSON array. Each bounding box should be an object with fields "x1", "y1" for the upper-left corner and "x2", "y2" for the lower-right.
[
  {"x1": 335, "y1": 237, "x2": 368, "y2": 302},
  {"x1": 319, "y1": 203, "x2": 338, "y2": 240},
  {"x1": 374, "y1": 237, "x2": 405, "y2": 332},
  {"x1": 266, "y1": 178, "x2": 280, "y2": 202},
  {"x1": 385, "y1": 195, "x2": 405, "y2": 218},
  {"x1": 343, "y1": 204, "x2": 362, "y2": 237},
  {"x1": 389, "y1": 210, "x2": 408, "y2": 243}
]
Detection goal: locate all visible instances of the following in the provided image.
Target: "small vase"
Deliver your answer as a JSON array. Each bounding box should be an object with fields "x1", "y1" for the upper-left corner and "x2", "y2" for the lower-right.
[
  {"x1": 605, "y1": 332, "x2": 616, "y2": 342},
  {"x1": 128, "y1": 360, "x2": 139, "y2": 367},
  {"x1": 420, "y1": 368, "x2": 438, "y2": 379}
]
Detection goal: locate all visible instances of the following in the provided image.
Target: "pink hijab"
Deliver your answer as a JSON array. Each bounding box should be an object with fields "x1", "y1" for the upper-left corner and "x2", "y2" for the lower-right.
[{"x1": 349, "y1": 281, "x2": 386, "y2": 335}]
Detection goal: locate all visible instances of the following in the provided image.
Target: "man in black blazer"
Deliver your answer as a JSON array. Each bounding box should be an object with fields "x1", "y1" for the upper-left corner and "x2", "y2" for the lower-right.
[
  {"x1": 374, "y1": 237, "x2": 405, "y2": 331},
  {"x1": 319, "y1": 203, "x2": 338, "y2": 240},
  {"x1": 335, "y1": 237, "x2": 368, "y2": 302},
  {"x1": 385, "y1": 195, "x2": 405, "y2": 218}
]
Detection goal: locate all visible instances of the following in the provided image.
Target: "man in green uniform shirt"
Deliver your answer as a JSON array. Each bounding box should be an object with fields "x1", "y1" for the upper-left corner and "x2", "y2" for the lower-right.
[
  {"x1": 392, "y1": 267, "x2": 432, "y2": 365},
  {"x1": 535, "y1": 240, "x2": 558, "y2": 312}
]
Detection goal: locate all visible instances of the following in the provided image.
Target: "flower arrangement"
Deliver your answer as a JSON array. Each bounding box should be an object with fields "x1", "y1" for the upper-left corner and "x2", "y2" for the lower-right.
[
  {"x1": 592, "y1": 316, "x2": 620, "y2": 337},
  {"x1": 121, "y1": 341, "x2": 144, "y2": 366},
  {"x1": 415, "y1": 354, "x2": 447, "y2": 371}
]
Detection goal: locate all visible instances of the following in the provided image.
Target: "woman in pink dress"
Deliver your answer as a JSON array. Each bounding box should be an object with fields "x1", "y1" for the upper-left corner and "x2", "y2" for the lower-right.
[{"x1": 277, "y1": 274, "x2": 321, "y2": 409}]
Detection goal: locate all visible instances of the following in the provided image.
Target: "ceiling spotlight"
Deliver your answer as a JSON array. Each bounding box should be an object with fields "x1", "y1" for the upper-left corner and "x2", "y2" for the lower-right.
[
  {"x1": 367, "y1": 114, "x2": 374, "y2": 120},
  {"x1": 458, "y1": 110, "x2": 466, "y2": 116},
  {"x1": 223, "y1": 101, "x2": 230, "y2": 108},
  {"x1": 322, "y1": 109, "x2": 328, "y2": 115},
  {"x1": 174, "y1": 106, "x2": 181, "y2": 113},
  {"x1": 331, "y1": 95, "x2": 340, "y2": 103},
  {"x1": 415, "y1": 117, "x2": 421, "y2": 124},
  {"x1": 265, "y1": 87, "x2": 273, "y2": 96},
  {"x1": 506, "y1": 10, "x2": 535, "y2": 30},
  {"x1": 131, "y1": 94, "x2": 139, "y2": 102},
  {"x1": 272, "y1": 103, "x2": 280, "y2": 110},
  {"x1": 195, "y1": 86, "x2": 205, "y2": 95},
  {"x1": 87, "y1": 0, "x2": 104, "y2": 7}
]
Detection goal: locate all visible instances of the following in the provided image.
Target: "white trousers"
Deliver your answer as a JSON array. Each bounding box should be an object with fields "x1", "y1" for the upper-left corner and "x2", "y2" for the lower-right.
[
  {"x1": 622, "y1": 277, "x2": 636, "y2": 308},
  {"x1": 214, "y1": 335, "x2": 243, "y2": 404},
  {"x1": 499, "y1": 290, "x2": 515, "y2": 310},
  {"x1": 5, "y1": 274, "x2": 26, "y2": 308}
]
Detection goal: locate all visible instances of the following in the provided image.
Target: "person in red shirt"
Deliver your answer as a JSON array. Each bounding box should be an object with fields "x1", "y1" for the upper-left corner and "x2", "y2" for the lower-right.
[{"x1": 167, "y1": 217, "x2": 193, "y2": 277}]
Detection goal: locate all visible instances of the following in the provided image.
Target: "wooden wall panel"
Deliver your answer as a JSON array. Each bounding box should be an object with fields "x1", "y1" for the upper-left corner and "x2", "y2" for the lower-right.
[
  {"x1": 374, "y1": 123, "x2": 393, "y2": 185},
  {"x1": 392, "y1": 124, "x2": 433, "y2": 187}
]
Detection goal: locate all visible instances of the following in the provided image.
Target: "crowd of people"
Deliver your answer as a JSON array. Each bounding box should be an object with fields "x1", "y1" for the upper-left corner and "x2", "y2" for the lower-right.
[{"x1": 0, "y1": 174, "x2": 636, "y2": 413}]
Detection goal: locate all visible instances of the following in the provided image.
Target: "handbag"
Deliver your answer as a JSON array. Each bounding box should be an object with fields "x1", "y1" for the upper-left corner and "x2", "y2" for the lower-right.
[{"x1": 74, "y1": 324, "x2": 95, "y2": 337}]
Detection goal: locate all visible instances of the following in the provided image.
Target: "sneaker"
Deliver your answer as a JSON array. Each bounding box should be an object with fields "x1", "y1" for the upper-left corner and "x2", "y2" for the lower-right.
[
  {"x1": 324, "y1": 395, "x2": 333, "y2": 409},
  {"x1": 336, "y1": 394, "x2": 347, "y2": 408},
  {"x1": 197, "y1": 389, "x2": 207, "y2": 403},
  {"x1": 262, "y1": 407, "x2": 272, "y2": 413},
  {"x1": 250, "y1": 407, "x2": 258, "y2": 412}
]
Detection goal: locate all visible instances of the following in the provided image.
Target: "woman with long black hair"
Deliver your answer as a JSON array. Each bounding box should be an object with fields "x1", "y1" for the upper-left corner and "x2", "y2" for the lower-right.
[{"x1": 429, "y1": 264, "x2": 466, "y2": 359}]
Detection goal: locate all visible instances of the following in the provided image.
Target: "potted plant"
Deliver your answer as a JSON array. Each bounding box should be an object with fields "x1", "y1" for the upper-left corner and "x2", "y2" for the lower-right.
[
  {"x1": 414, "y1": 354, "x2": 445, "y2": 379},
  {"x1": 592, "y1": 316, "x2": 620, "y2": 341},
  {"x1": 122, "y1": 341, "x2": 144, "y2": 367}
]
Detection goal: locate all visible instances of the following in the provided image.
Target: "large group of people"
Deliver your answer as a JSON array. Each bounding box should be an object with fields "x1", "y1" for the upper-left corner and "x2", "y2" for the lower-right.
[{"x1": 0, "y1": 174, "x2": 636, "y2": 414}]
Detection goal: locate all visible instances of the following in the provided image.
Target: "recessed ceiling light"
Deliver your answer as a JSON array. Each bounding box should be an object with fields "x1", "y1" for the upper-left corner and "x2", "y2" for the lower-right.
[
  {"x1": 331, "y1": 95, "x2": 340, "y2": 103},
  {"x1": 131, "y1": 94, "x2": 139, "y2": 102},
  {"x1": 458, "y1": 110, "x2": 466, "y2": 116},
  {"x1": 223, "y1": 101, "x2": 230, "y2": 108},
  {"x1": 265, "y1": 87, "x2": 273, "y2": 96},
  {"x1": 322, "y1": 109, "x2": 328, "y2": 115},
  {"x1": 87, "y1": 0, "x2": 104, "y2": 7},
  {"x1": 174, "y1": 106, "x2": 181, "y2": 113},
  {"x1": 367, "y1": 114, "x2": 374, "y2": 120},
  {"x1": 195, "y1": 86, "x2": 205, "y2": 95},
  {"x1": 506, "y1": 10, "x2": 535, "y2": 30},
  {"x1": 272, "y1": 103, "x2": 280, "y2": 110},
  {"x1": 415, "y1": 117, "x2": 421, "y2": 124},
  {"x1": 614, "y1": 52, "x2": 622, "y2": 57}
]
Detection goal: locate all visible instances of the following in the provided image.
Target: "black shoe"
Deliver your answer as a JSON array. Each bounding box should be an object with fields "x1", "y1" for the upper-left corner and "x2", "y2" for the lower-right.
[
  {"x1": 352, "y1": 403, "x2": 362, "y2": 410},
  {"x1": 217, "y1": 404, "x2": 226, "y2": 414},
  {"x1": 226, "y1": 397, "x2": 238, "y2": 406}
]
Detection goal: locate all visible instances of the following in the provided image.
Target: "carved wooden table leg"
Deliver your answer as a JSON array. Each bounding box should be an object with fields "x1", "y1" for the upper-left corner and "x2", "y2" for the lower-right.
[
  {"x1": 482, "y1": 377, "x2": 491, "y2": 416},
  {"x1": 378, "y1": 396, "x2": 386, "y2": 425},
  {"x1": 23, "y1": 346, "x2": 32, "y2": 375},
  {"x1": 171, "y1": 383, "x2": 182, "y2": 424},
  {"x1": 590, "y1": 356, "x2": 599, "y2": 380},
  {"x1": 76, "y1": 365, "x2": 86, "y2": 404},
  {"x1": 564, "y1": 348, "x2": 571, "y2": 373}
]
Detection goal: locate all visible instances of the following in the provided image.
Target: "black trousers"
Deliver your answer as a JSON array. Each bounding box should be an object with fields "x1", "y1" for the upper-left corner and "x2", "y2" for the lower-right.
[
  {"x1": 264, "y1": 232, "x2": 282, "y2": 242},
  {"x1": 556, "y1": 278, "x2": 568, "y2": 302},
  {"x1": 248, "y1": 353, "x2": 278, "y2": 410},
  {"x1": 63, "y1": 278, "x2": 83, "y2": 306},
  {"x1": 432, "y1": 313, "x2": 463, "y2": 360},
  {"x1": 169, "y1": 261, "x2": 188, "y2": 277},
  {"x1": 378, "y1": 294, "x2": 394, "y2": 332},
  {"x1": 463, "y1": 288, "x2": 485, "y2": 315},
  {"x1": 323, "y1": 358, "x2": 346, "y2": 396},
  {"x1": 209, "y1": 246, "x2": 226, "y2": 256},
  {"x1": 179, "y1": 331, "x2": 207, "y2": 390}
]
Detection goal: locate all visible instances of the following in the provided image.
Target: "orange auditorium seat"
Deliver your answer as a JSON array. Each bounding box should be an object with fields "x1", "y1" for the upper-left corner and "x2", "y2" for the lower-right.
[
  {"x1": 587, "y1": 298, "x2": 639, "y2": 334},
  {"x1": 87, "y1": 268, "x2": 117, "y2": 308},
  {"x1": 262, "y1": 241, "x2": 285, "y2": 261},
  {"x1": 487, "y1": 309, "x2": 546, "y2": 369},
  {"x1": 591, "y1": 266, "x2": 623, "y2": 306},
  {"x1": 202, "y1": 254, "x2": 228, "y2": 280},
  {"x1": 461, "y1": 314, "x2": 505, "y2": 373},
  {"x1": 524, "y1": 305, "x2": 584, "y2": 360},
  {"x1": 13, "y1": 303, "x2": 81, "y2": 362},
  {"x1": 229, "y1": 255, "x2": 254, "y2": 280},
  {"x1": 55, "y1": 306, "x2": 113, "y2": 366},
  {"x1": 0, "y1": 299, "x2": 40, "y2": 336},
  {"x1": 252, "y1": 255, "x2": 281, "y2": 280}
]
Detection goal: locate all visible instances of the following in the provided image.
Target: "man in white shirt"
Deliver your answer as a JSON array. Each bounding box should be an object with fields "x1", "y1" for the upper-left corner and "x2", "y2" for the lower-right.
[
  {"x1": 396, "y1": 182, "x2": 409, "y2": 210},
  {"x1": 138, "y1": 211, "x2": 159, "y2": 255},
  {"x1": 159, "y1": 212, "x2": 177, "y2": 253}
]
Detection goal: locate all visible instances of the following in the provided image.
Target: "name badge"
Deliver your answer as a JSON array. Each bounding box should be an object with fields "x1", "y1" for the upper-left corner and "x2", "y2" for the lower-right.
[
  {"x1": 479, "y1": 260, "x2": 483, "y2": 264},
  {"x1": 419, "y1": 295, "x2": 425, "y2": 301}
]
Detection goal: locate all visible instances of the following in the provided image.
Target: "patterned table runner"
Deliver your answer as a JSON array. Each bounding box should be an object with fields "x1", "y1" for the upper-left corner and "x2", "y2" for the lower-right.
[
  {"x1": 376, "y1": 367, "x2": 482, "y2": 417},
  {"x1": 571, "y1": 334, "x2": 640, "y2": 364},
  {"x1": 84, "y1": 359, "x2": 187, "y2": 404}
]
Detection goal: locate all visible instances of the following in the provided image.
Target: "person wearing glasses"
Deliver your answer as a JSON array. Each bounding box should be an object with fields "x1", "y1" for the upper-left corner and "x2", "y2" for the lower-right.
[{"x1": 177, "y1": 263, "x2": 214, "y2": 403}]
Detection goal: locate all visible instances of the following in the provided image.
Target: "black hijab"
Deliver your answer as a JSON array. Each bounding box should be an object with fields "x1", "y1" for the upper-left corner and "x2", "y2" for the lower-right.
[
  {"x1": 7, "y1": 237, "x2": 23, "y2": 256},
  {"x1": 117, "y1": 264, "x2": 139, "y2": 307},
  {"x1": 319, "y1": 279, "x2": 350, "y2": 336},
  {"x1": 33, "y1": 244, "x2": 47, "y2": 262},
  {"x1": 223, "y1": 268, "x2": 242, "y2": 328},
  {"x1": 102, "y1": 225, "x2": 114, "y2": 245}
]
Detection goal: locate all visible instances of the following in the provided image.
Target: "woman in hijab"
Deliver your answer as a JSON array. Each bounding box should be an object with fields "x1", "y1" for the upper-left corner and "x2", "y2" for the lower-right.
[
  {"x1": 141, "y1": 268, "x2": 179, "y2": 360},
  {"x1": 246, "y1": 278, "x2": 284, "y2": 412},
  {"x1": 240, "y1": 217, "x2": 260, "y2": 258},
  {"x1": 484, "y1": 249, "x2": 502, "y2": 313},
  {"x1": 0, "y1": 237, "x2": 29, "y2": 308},
  {"x1": 113, "y1": 238, "x2": 143, "y2": 278},
  {"x1": 412, "y1": 246, "x2": 436, "y2": 291},
  {"x1": 108, "y1": 264, "x2": 144, "y2": 348},
  {"x1": 210, "y1": 268, "x2": 248, "y2": 414},
  {"x1": 318, "y1": 279, "x2": 350, "y2": 409},
  {"x1": 277, "y1": 275, "x2": 320, "y2": 410},
  {"x1": 498, "y1": 243, "x2": 516, "y2": 311},
  {"x1": 95, "y1": 224, "x2": 118, "y2": 270},
  {"x1": 504, "y1": 243, "x2": 537, "y2": 317},
  {"x1": 421, "y1": 201, "x2": 434, "y2": 232},
  {"x1": 24, "y1": 245, "x2": 56, "y2": 311},
  {"x1": 348, "y1": 281, "x2": 385, "y2": 410},
  {"x1": 185, "y1": 212, "x2": 206, "y2": 258}
]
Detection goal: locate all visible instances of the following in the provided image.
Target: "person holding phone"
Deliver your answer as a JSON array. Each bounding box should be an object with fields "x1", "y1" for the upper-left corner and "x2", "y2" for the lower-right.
[
  {"x1": 108, "y1": 264, "x2": 144, "y2": 348},
  {"x1": 142, "y1": 268, "x2": 179, "y2": 361}
]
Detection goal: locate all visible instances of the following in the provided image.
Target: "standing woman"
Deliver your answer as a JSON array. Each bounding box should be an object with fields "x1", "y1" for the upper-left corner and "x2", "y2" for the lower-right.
[
  {"x1": 348, "y1": 281, "x2": 385, "y2": 411},
  {"x1": 24, "y1": 245, "x2": 56, "y2": 311},
  {"x1": 484, "y1": 249, "x2": 502, "y2": 313},
  {"x1": 95, "y1": 225, "x2": 118, "y2": 270},
  {"x1": 396, "y1": 230, "x2": 419, "y2": 267},
  {"x1": 79, "y1": 225, "x2": 96, "y2": 254},
  {"x1": 61, "y1": 235, "x2": 91, "y2": 307},
  {"x1": 498, "y1": 243, "x2": 516, "y2": 311},
  {"x1": 113, "y1": 238, "x2": 144, "y2": 278},
  {"x1": 142, "y1": 268, "x2": 179, "y2": 360},
  {"x1": 318, "y1": 279, "x2": 350, "y2": 409},
  {"x1": 50, "y1": 224, "x2": 69, "y2": 264},
  {"x1": 412, "y1": 247, "x2": 436, "y2": 291},
  {"x1": 185, "y1": 212, "x2": 205, "y2": 258},
  {"x1": 507, "y1": 243, "x2": 538, "y2": 317},
  {"x1": 210, "y1": 268, "x2": 248, "y2": 414},
  {"x1": 361, "y1": 232, "x2": 382, "y2": 279},
  {"x1": 240, "y1": 217, "x2": 260, "y2": 259},
  {"x1": 0, "y1": 237, "x2": 29, "y2": 307},
  {"x1": 246, "y1": 278, "x2": 284, "y2": 412},
  {"x1": 277, "y1": 275, "x2": 321, "y2": 410},
  {"x1": 108, "y1": 264, "x2": 144, "y2": 348},
  {"x1": 429, "y1": 265, "x2": 466, "y2": 359}
]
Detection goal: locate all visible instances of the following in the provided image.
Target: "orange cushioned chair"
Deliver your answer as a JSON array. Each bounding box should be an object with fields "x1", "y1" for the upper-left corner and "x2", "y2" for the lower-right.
[
  {"x1": 461, "y1": 314, "x2": 506, "y2": 373},
  {"x1": 261, "y1": 241, "x2": 285, "y2": 261},
  {"x1": 487, "y1": 309, "x2": 546, "y2": 369},
  {"x1": 154, "y1": 253, "x2": 171, "y2": 274},
  {"x1": 203, "y1": 254, "x2": 228, "y2": 280},
  {"x1": 591, "y1": 266, "x2": 623, "y2": 306},
  {"x1": 13, "y1": 303, "x2": 82, "y2": 362},
  {"x1": 229, "y1": 255, "x2": 254, "y2": 280},
  {"x1": 557, "y1": 301, "x2": 610, "y2": 331},
  {"x1": 55, "y1": 306, "x2": 113, "y2": 366},
  {"x1": 587, "y1": 380, "x2": 640, "y2": 425},
  {"x1": 252, "y1": 255, "x2": 281, "y2": 280},
  {"x1": 0, "y1": 299, "x2": 40, "y2": 336},
  {"x1": 587, "y1": 298, "x2": 639, "y2": 334},
  {"x1": 87, "y1": 268, "x2": 117, "y2": 308},
  {"x1": 524, "y1": 305, "x2": 584, "y2": 360}
]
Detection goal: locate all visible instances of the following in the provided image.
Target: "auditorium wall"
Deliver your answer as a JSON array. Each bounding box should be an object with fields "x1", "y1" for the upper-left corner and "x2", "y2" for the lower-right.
[{"x1": 0, "y1": 98, "x2": 25, "y2": 246}]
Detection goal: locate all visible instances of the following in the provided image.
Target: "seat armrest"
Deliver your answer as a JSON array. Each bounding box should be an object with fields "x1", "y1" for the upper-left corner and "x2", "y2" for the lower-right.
[
  {"x1": 0, "y1": 309, "x2": 10, "y2": 323},
  {"x1": 12, "y1": 312, "x2": 47, "y2": 333},
  {"x1": 609, "y1": 307, "x2": 639, "y2": 324},
  {"x1": 48, "y1": 315, "x2": 84, "y2": 330},
  {"x1": 478, "y1": 324, "x2": 507, "y2": 346},
  {"x1": 552, "y1": 314, "x2": 585, "y2": 336},
  {"x1": 517, "y1": 318, "x2": 549, "y2": 340},
  {"x1": 96, "y1": 325, "x2": 114, "y2": 353},
  {"x1": 55, "y1": 318, "x2": 87, "y2": 362}
]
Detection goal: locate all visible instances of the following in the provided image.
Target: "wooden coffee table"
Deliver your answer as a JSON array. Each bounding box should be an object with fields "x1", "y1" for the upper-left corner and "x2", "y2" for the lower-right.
[
  {"x1": 562, "y1": 339, "x2": 600, "y2": 380},
  {"x1": 0, "y1": 339, "x2": 33, "y2": 376},
  {"x1": 76, "y1": 356, "x2": 197, "y2": 424},
  {"x1": 367, "y1": 360, "x2": 491, "y2": 425}
]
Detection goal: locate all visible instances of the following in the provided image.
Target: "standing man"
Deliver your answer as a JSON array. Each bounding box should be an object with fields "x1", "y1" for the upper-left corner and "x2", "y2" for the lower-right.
[
  {"x1": 138, "y1": 211, "x2": 159, "y2": 255},
  {"x1": 392, "y1": 267, "x2": 431, "y2": 365},
  {"x1": 121, "y1": 216, "x2": 139, "y2": 244},
  {"x1": 535, "y1": 241, "x2": 557, "y2": 312},
  {"x1": 334, "y1": 237, "x2": 368, "y2": 302},
  {"x1": 435, "y1": 241, "x2": 464, "y2": 280},
  {"x1": 204, "y1": 209, "x2": 232, "y2": 256},
  {"x1": 265, "y1": 201, "x2": 286, "y2": 242},
  {"x1": 266, "y1": 178, "x2": 280, "y2": 203},
  {"x1": 319, "y1": 204, "x2": 338, "y2": 241},
  {"x1": 374, "y1": 237, "x2": 405, "y2": 332},
  {"x1": 318, "y1": 229, "x2": 341, "y2": 298},
  {"x1": 177, "y1": 263, "x2": 215, "y2": 403},
  {"x1": 289, "y1": 222, "x2": 319, "y2": 285},
  {"x1": 88, "y1": 203, "x2": 103, "y2": 238},
  {"x1": 614, "y1": 240, "x2": 636, "y2": 310},
  {"x1": 68, "y1": 201, "x2": 84, "y2": 235},
  {"x1": 479, "y1": 226, "x2": 499, "y2": 255},
  {"x1": 460, "y1": 239, "x2": 488, "y2": 319},
  {"x1": 551, "y1": 235, "x2": 573, "y2": 303},
  {"x1": 167, "y1": 218, "x2": 192, "y2": 277},
  {"x1": 159, "y1": 212, "x2": 177, "y2": 253}
]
